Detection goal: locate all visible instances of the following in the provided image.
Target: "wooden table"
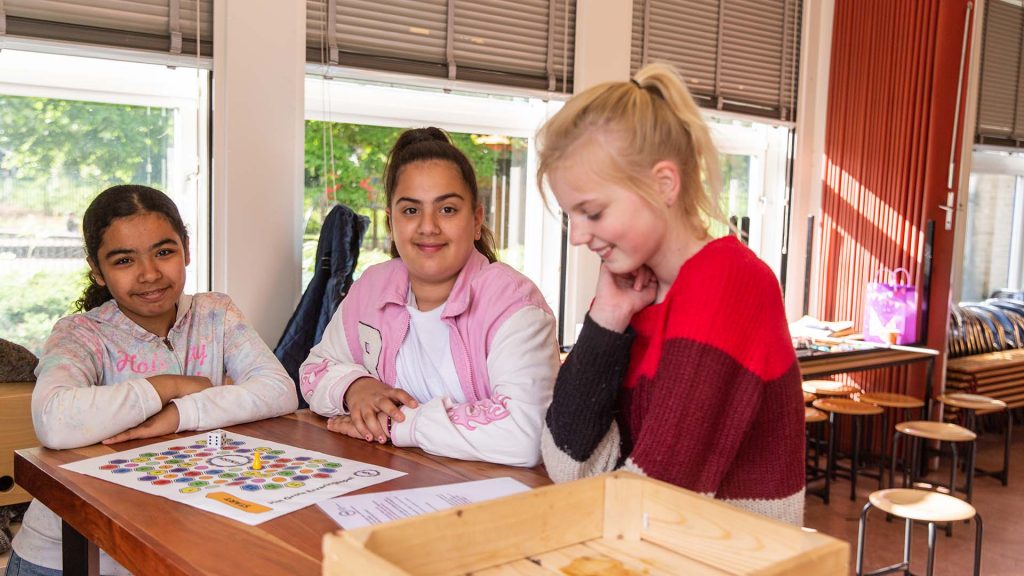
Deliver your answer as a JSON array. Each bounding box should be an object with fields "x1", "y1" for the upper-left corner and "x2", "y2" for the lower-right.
[
  {"x1": 14, "y1": 410, "x2": 552, "y2": 576},
  {"x1": 799, "y1": 343, "x2": 939, "y2": 418}
]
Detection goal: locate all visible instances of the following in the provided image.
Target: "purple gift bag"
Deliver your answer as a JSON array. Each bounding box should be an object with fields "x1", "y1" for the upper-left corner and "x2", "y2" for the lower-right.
[{"x1": 862, "y1": 268, "x2": 918, "y2": 345}]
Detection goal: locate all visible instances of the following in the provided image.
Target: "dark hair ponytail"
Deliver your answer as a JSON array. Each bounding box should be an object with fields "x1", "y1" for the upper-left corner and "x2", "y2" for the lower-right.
[
  {"x1": 383, "y1": 127, "x2": 498, "y2": 263},
  {"x1": 75, "y1": 185, "x2": 189, "y2": 312}
]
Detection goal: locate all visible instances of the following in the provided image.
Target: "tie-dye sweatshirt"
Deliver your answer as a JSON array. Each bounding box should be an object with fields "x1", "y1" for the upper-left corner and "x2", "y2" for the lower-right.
[{"x1": 13, "y1": 292, "x2": 297, "y2": 573}]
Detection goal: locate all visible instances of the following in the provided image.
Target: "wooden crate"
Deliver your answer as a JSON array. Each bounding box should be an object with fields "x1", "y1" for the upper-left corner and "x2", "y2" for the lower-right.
[
  {"x1": 323, "y1": 472, "x2": 848, "y2": 575},
  {"x1": 0, "y1": 381, "x2": 38, "y2": 506}
]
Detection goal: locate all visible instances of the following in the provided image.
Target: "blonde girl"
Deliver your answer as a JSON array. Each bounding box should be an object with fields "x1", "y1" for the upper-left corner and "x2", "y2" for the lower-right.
[{"x1": 537, "y1": 63, "x2": 805, "y2": 525}]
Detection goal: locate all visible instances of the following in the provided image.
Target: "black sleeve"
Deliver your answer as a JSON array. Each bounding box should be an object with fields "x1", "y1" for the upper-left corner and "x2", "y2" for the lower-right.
[{"x1": 544, "y1": 314, "x2": 634, "y2": 460}]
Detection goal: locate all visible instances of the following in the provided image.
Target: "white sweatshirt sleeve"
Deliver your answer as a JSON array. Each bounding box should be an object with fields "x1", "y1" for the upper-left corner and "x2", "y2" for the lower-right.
[
  {"x1": 32, "y1": 319, "x2": 164, "y2": 450},
  {"x1": 301, "y1": 304, "x2": 374, "y2": 417},
  {"x1": 171, "y1": 298, "x2": 298, "y2": 431},
  {"x1": 389, "y1": 306, "x2": 558, "y2": 467}
]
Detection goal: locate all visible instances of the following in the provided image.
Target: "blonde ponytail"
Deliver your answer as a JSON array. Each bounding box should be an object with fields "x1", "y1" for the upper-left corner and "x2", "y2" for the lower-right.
[{"x1": 537, "y1": 62, "x2": 726, "y2": 238}]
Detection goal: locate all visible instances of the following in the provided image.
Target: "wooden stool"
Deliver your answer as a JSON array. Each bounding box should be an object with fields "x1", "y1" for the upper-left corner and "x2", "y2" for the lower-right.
[
  {"x1": 939, "y1": 393, "x2": 1011, "y2": 486},
  {"x1": 803, "y1": 379, "x2": 862, "y2": 398},
  {"x1": 803, "y1": 390, "x2": 816, "y2": 404},
  {"x1": 890, "y1": 421, "x2": 977, "y2": 505},
  {"x1": 856, "y1": 488, "x2": 982, "y2": 576},
  {"x1": 813, "y1": 397, "x2": 884, "y2": 501},
  {"x1": 859, "y1": 392, "x2": 925, "y2": 489}
]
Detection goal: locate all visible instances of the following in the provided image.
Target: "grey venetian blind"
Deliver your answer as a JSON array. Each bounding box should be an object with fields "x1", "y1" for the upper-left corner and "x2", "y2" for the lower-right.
[
  {"x1": 306, "y1": 0, "x2": 575, "y2": 92},
  {"x1": 631, "y1": 0, "x2": 801, "y2": 121},
  {"x1": 0, "y1": 0, "x2": 212, "y2": 55},
  {"x1": 976, "y1": 0, "x2": 1024, "y2": 147}
]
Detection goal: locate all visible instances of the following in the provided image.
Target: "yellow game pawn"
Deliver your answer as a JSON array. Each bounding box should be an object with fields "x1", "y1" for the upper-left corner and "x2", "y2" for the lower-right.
[{"x1": 251, "y1": 450, "x2": 263, "y2": 471}]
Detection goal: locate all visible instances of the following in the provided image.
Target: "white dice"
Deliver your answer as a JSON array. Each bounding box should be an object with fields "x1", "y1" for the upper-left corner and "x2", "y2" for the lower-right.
[{"x1": 207, "y1": 430, "x2": 227, "y2": 449}]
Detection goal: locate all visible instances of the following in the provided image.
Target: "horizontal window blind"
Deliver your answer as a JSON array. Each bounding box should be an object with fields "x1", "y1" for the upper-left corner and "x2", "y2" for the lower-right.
[
  {"x1": 0, "y1": 0, "x2": 212, "y2": 55},
  {"x1": 976, "y1": 0, "x2": 1024, "y2": 147},
  {"x1": 631, "y1": 0, "x2": 801, "y2": 121},
  {"x1": 306, "y1": 0, "x2": 575, "y2": 92}
]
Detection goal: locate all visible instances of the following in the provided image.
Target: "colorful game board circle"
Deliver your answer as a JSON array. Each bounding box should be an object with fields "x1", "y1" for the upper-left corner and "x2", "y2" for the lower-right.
[
  {"x1": 208, "y1": 454, "x2": 252, "y2": 467},
  {"x1": 317, "y1": 468, "x2": 337, "y2": 474},
  {"x1": 292, "y1": 475, "x2": 309, "y2": 481},
  {"x1": 153, "y1": 479, "x2": 172, "y2": 486},
  {"x1": 110, "y1": 459, "x2": 128, "y2": 464},
  {"x1": 285, "y1": 481, "x2": 305, "y2": 488},
  {"x1": 99, "y1": 464, "x2": 118, "y2": 471},
  {"x1": 162, "y1": 474, "x2": 178, "y2": 479},
  {"x1": 312, "y1": 473, "x2": 330, "y2": 479},
  {"x1": 180, "y1": 487, "x2": 200, "y2": 494},
  {"x1": 113, "y1": 468, "x2": 132, "y2": 474},
  {"x1": 139, "y1": 452, "x2": 157, "y2": 457},
  {"x1": 138, "y1": 475, "x2": 158, "y2": 482},
  {"x1": 323, "y1": 462, "x2": 341, "y2": 468},
  {"x1": 188, "y1": 480, "x2": 209, "y2": 488},
  {"x1": 263, "y1": 483, "x2": 283, "y2": 490},
  {"x1": 240, "y1": 484, "x2": 260, "y2": 491}
]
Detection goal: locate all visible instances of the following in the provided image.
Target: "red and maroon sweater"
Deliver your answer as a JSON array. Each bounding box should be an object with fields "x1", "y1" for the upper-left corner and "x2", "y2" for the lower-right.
[{"x1": 541, "y1": 236, "x2": 805, "y2": 525}]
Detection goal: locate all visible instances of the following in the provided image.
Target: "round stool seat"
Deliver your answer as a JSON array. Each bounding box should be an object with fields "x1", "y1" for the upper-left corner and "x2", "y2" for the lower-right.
[
  {"x1": 805, "y1": 406, "x2": 828, "y2": 423},
  {"x1": 858, "y1": 392, "x2": 924, "y2": 409},
  {"x1": 896, "y1": 420, "x2": 976, "y2": 442},
  {"x1": 802, "y1": 379, "x2": 861, "y2": 397},
  {"x1": 803, "y1": 391, "x2": 816, "y2": 404},
  {"x1": 868, "y1": 488, "x2": 976, "y2": 523},
  {"x1": 813, "y1": 397, "x2": 884, "y2": 416},
  {"x1": 938, "y1": 393, "x2": 1007, "y2": 412}
]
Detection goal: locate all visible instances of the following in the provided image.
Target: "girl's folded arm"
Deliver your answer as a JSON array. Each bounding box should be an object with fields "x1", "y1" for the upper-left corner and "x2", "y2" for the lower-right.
[
  {"x1": 390, "y1": 306, "x2": 559, "y2": 467},
  {"x1": 172, "y1": 298, "x2": 298, "y2": 431},
  {"x1": 299, "y1": 304, "x2": 373, "y2": 417},
  {"x1": 32, "y1": 321, "x2": 163, "y2": 449}
]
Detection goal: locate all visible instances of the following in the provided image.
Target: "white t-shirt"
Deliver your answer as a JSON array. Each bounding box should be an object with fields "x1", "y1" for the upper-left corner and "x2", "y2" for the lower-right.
[{"x1": 395, "y1": 289, "x2": 465, "y2": 404}]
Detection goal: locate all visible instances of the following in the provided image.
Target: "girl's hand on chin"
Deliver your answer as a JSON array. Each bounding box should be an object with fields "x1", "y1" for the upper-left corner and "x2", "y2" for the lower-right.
[{"x1": 588, "y1": 264, "x2": 658, "y2": 333}]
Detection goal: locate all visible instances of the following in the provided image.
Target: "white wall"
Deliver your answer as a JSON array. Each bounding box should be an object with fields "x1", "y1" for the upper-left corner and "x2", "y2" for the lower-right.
[
  {"x1": 786, "y1": 0, "x2": 834, "y2": 321},
  {"x1": 212, "y1": 0, "x2": 305, "y2": 344},
  {"x1": 561, "y1": 0, "x2": 634, "y2": 345}
]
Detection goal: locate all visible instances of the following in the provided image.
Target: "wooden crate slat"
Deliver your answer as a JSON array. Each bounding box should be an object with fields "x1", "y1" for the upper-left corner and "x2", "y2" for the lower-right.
[
  {"x1": 332, "y1": 475, "x2": 605, "y2": 575},
  {"x1": 469, "y1": 558, "x2": 561, "y2": 575},
  {"x1": 586, "y1": 538, "x2": 731, "y2": 575},
  {"x1": 639, "y1": 479, "x2": 848, "y2": 575}
]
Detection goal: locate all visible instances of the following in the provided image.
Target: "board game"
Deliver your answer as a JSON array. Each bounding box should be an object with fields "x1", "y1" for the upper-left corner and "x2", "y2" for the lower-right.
[{"x1": 61, "y1": 430, "x2": 406, "y2": 526}]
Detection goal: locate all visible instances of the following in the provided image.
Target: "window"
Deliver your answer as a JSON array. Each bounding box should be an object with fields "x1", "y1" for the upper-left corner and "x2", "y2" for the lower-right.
[
  {"x1": 709, "y1": 115, "x2": 794, "y2": 279},
  {"x1": 303, "y1": 77, "x2": 563, "y2": 315},
  {"x1": 0, "y1": 50, "x2": 210, "y2": 354},
  {"x1": 961, "y1": 149, "x2": 1024, "y2": 302}
]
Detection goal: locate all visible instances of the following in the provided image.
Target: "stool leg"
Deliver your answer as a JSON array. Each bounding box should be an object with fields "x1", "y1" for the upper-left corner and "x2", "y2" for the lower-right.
[
  {"x1": 926, "y1": 522, "x2": 937, "y2": 576},
  {"x1": 1002, "y1": 412, "x2": 1012, "y2": 486},
  {"x1": 974, "y1": 512, "x2": 984, "y2": 576},
  {"x1": 903, "y1": 517, "x2": 913, "y2": 572},
  {"x1": 852, "y1": 415, "x2": 862, "y2": 501},
  {"x1": 880, "y1": 410, "x2": 890, "y2": 490},
  {"x1": 825, "y1": 412, "x2": 835, "y2": 504},
  {"x1": 966, "y1": 439, "x2": 976, "y2": 503},
  {"x1": 856, "y1": 502, "x2": 873, "y2": 576},
  {"x1": 890, "y1": 431, "x2": 901, "y2": 489},
  {"x1": 947, "y1": 442, "x2": 957, "y2": 537},
  {"x1": 950, "y1": 442, "x2": 958, "y2": 497}
]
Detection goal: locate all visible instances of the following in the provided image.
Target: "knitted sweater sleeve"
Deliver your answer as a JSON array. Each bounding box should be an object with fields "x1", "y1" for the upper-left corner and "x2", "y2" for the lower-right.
[{"x1": 541, "y1": 314, "x2": 633, "y2": 483}]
